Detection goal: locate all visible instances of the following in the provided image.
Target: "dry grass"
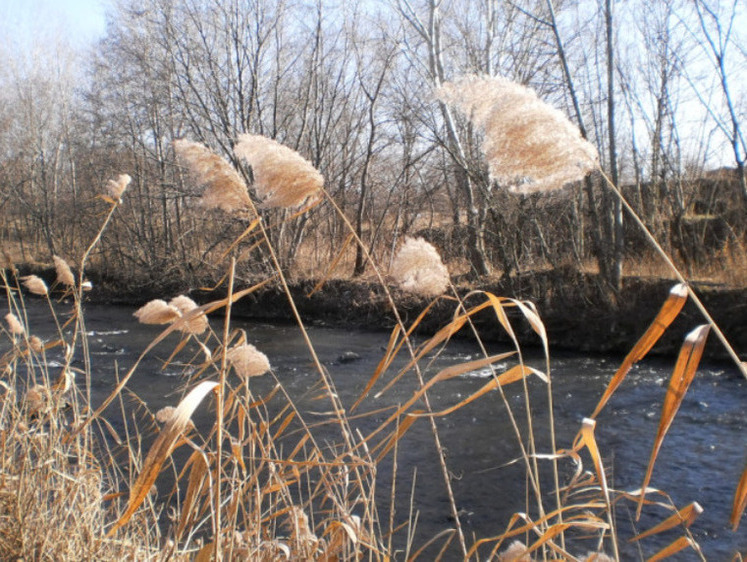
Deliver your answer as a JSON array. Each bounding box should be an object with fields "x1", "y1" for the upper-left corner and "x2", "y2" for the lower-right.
[{"x1": 1, "y1": 107, "x2": 744, "y2": 562}]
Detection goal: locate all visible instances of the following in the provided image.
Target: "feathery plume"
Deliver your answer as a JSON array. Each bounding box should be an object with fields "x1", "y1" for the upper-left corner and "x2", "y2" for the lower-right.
[
  {"x1": 172, "y1": 139, "x2": 252, "y2": 213},
  {"x1": 53, "y1": 255, "x2": 75, "y2": 287},
  {"x1": 107, "y1": 173, "x2": 131, "y2": 200},
  {"x1": 226, "y1": 343, "x2": 271, "y2": 378},
  {"x1": 436, "y1": 75, "x2": 598, "y2": 194},
  {"x1": 21, "y1": 275, "x2": 48, "y2": 296},
  {"x1": 5, "y1": 312, "x2": 25, "y2": 336},
  {"x1": 169, "y1": 295, "x2": 209, "y2": 335},
  {"x1": 390, "y1": 237, "x2": 450, "y2": 298},
  {"x1": 28, "y1": 335, "x2": 44, "y2": 353},
  {"x1": 497, "y1": 540, "x2": 531, "y2": 561},
  {"x1": 234, "y1": 134, "x2": 324, "y2": 208},
  {"x1": 133, "y1": 299, "x2": 182, "y2": 325},
  {"x1": 156, "y1": 405, "x2": 196, "y2": 431}
]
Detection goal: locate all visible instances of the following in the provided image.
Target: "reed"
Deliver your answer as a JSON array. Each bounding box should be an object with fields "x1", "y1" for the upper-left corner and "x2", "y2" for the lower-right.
[{"x1": 0, "y1": 82, "x2": 744, "y2": 562}]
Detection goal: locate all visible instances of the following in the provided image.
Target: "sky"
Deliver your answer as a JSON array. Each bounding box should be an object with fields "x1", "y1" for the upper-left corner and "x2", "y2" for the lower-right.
[{"x1": 0, "y1": 0, "x2": 107, "y2": 50}]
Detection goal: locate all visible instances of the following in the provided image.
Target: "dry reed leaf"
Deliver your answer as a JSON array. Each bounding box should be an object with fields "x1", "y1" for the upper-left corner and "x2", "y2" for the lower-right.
[
  {"x1": 106, "y1": 173, "x2": 131, "y2": 201},
  {"x1": 351, "y1": 324, "x2": 402, "y2": 412},
  {"x1": 133, "y1": 299, "x2": 181, "y2": 325},
  {"x1": 467, "y1": 505, "x2": 608, "y2": 559},
  {"x1": 21, "y1": 275, "x2": 48, "y2": 296},
  {"x1": 630, "y1": 502, "x2": 703, "y2": 542},
  {"x1": 581, "y1": 554, "x2": 614, "y2": 561},
  {"x1": 4, "y1": 312, "x2": 25, "y2": 336},
  {"x1": 52, "y1": 368, "x2": 75, "y2": 395},
  {"x1": 390, "y1": 237, "x2": 450, "y2": 298},
  {"x1": 173, "y1": 138, "x2": 252, "y2": 213},
  {"x1": 176, "y1": 449, "x2": 211, "y2": 540},
  {"x1": 374, "y1": 301, "x2": 483, "y2": 399},
  {"x1": 52, "y1": 255, "x2": 75, "y2": 287},
  {"x1": 168, "y1": 295, "x2": 209, "y2": 335},
  {"x1": 234, "y1": 133, "x2": 324, "y2": 208},
  {"x1": 647, "y1": 536, "x2": 695, "y2": 561},
  {"x1": 437, "y1": 75, "x2": 598, "y2": 193},
  {"x1": 367, "y1": 352, "x2": 516, "y2": 448},
  {"x1": 226, "y1": 343, "x2": 270, "y2": 378},
  {"x1": 108, "y1": 380, "x2": 218, "y2": 536},
  {"x1": 636, "y1": 324, "x2": 710, "y2": 519},
  {"x1": 731, "y1": 464, "x2": 747, "y2": 531},
  {"x1": 414, "y1": 363, "x2": 544, "y2": 418},
  {"x1": 580, "y1": 418, "x2": 612, "y2": 509},
  {"x1": 591, "y1": 284, "x2": 688, "y2": 419}
]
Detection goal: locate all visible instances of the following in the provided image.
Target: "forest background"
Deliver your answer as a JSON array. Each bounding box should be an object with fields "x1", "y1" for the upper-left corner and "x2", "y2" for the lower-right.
[{"x1": 1, "y1": 0, "x2": 745, "y2": 353}]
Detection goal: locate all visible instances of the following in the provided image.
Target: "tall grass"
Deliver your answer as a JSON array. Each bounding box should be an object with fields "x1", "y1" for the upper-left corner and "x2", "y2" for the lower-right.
[{"x1": 0, "y1": 77, "x2": 745, "y2": 562}]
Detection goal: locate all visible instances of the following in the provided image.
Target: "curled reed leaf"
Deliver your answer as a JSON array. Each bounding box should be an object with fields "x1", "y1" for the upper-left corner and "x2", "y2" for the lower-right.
[
  {"x1": 390, "y1": 237, "x2": 449, "y2": 298},
  {"x1": 226, "y1": 343, "x2": 271, "y2": 378},
  {"x1": 234, "y1": 134, "x2": 323, "y2": 208},
  {"x1": 21, "y1": 275, "x2": 48, "y2": 296},
  {"x1": 133, "y1": 299, "x2": 181, "y2": 325},
  {"x1": 53, "y1": 255, "x2": 75, "y2": 288},
  {"x1": 172, "y1": 139, "x2": 252, "y2": 213},
  {"x1": 108, "y1": 380, "x2": 218, "y2": 536},
  {"x1": 437, "y1": 74, "x2": 598, "y2": 193}
]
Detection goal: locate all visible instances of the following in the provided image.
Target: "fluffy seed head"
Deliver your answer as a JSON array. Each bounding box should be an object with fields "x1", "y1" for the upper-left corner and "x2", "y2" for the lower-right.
[
  {"x1": 156, "y1": 405, "x2": 196, "y2": 431},
  {"x1": 234, "y1": 134, "x2": 324, "y2": 208},
  {"x1": 390, "y1": 237, "x2": 450, "y2": 298},
  {"x1": 53, "y1": 255, "x2": 75, "y2": 287},
  {"x1": 107, "y1": 174, "x2": 131, "y2": 200},
  {"x1": 28, "y1": 335, "x2": 44, "y2": 353},
  {"x1": 21, "y1": 275, "x2": 48, "y2": 296},
  {"x1": 5, "y1": 312, "x2": 25, "y2": 336},
  {"x1": 133, "y1": 299, "x2": 182, "y2": 325},
  {"x1": 437, "y1": 75, "x2": 598, "y2": 194},
  {"x1": 173, "y1": 139, "x2": 252, "y2": 214},
  {"x1": 226, "y1": 343, "x2": 271, "y2": 378},
  {"x1": 169, "y1": 295, "x2": 209, "y2": 335},
  {"x1": 497, "y1": 540, "x2": 531, "y2": 561}
]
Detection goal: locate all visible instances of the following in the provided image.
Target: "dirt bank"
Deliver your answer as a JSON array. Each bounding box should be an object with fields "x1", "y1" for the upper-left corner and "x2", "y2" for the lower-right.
[{"x1": 7, "y1": 265, "x2": 746, "y2": 363}]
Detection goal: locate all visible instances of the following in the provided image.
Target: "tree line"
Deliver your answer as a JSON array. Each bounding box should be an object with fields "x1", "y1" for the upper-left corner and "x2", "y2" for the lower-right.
[{"x1": 1, "y1": 0, "x2": 745, "y2": 292}]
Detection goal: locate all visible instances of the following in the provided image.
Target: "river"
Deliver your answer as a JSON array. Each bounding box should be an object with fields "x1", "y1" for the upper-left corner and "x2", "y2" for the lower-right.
[{"x1": 5, "y1": 299, "x2": 746, "y2": 560}]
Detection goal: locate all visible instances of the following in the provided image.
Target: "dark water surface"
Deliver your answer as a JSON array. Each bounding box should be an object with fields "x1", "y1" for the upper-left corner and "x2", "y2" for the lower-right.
[{"x1": 5, "y1": 299, "x2": 746, "y2": 560}]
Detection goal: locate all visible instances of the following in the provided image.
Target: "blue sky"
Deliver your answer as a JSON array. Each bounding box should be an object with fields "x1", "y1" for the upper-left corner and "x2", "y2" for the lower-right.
[{"x1": 0, "y1": 0, "x2": 107, "y2": 49}]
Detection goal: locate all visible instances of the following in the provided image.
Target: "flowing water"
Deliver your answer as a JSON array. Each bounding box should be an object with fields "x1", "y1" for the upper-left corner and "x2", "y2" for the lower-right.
[{"x1": 5, "y1": 299, "x2": 746, "y2": 560}]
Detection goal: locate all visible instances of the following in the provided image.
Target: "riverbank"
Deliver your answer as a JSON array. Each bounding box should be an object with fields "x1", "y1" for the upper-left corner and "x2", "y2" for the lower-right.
[{"x1": 9, "y1": 263, "x2": 746, "y2": 363}]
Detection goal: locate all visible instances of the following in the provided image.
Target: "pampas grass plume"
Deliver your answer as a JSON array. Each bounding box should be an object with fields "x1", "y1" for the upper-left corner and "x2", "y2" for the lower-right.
[
  {"x1": 169, "y1": 295, "x2": 209, "y2": 335},
  {"x1": 21, "y1": 275, "x2": 48, "y2": 296},
  {"x1": 234, "y1": 134, "x2": 324, "y2": 208},
  {"x1": 133, "y1": 299, "x2": 181, "y2": 325},
  {"x1": 172, "y1": 139, "x2": 252, "y2": 213},
  {"x1": 107, "y1": 173, "x2": 131, "y2": 200},
  {"x1": 226, "y1": 343, "x2": 271, "y2": 378},
  {"x1": 390, "y1": 237, "x2": 450, "y2": 298},
  {"x1": 28, "y1": 335, "x2": 44, "y2": 353},
  {"x1": 437, "y1": 75, "x2": 598, "y2": 193},
  {"x1": 53, "y1": 256, "x2": 75, "y2": 287},
  {"x1": 5, "y1": 312, "x2": 25, "y2": 336}
]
